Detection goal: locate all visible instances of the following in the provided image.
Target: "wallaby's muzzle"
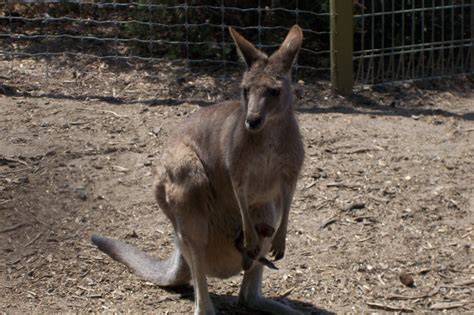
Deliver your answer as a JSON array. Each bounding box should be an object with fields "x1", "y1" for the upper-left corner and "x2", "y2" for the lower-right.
[{"x1": 245, "y1": 114, "x2": 265, "y2": 132}]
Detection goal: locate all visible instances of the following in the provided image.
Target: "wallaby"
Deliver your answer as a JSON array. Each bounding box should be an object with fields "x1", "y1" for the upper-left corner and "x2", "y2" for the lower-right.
[{"x1": 92, "y1": 25, "x2": 305, "y2": 315}]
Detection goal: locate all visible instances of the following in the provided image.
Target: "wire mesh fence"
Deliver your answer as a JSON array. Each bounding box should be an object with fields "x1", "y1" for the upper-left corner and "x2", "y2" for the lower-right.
[
  {"x1": 353, "y1": 0, "x2": 473, "y2": 84},
  {"x1": 0, "y1": 1, "x2": 472, "y2": 91},
  {"x1": 0, "y1": 1, "x2": 331, "y2": 79}
]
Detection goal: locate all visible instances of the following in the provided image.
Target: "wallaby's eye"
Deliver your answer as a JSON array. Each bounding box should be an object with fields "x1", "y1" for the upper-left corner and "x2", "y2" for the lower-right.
[
  {"x1": 267, "y1": 88, "x2": 280, "y2": 97},
  {"x1": 242, "y1": 88, "x2": 249, "y2": 99}
]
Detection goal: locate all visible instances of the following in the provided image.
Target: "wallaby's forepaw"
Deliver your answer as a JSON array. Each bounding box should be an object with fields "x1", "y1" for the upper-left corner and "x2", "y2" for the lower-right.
[
  {"x1": 245, "y1": 241, "x2": 261, "y2": 260},
  {"x1": 270, "y1": 233, "x2": 286, "y2": 261}
]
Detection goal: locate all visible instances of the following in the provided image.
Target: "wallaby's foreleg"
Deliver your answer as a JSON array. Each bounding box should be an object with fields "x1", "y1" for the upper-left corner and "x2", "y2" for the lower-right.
[
  {"x1": 238, "y1": 264, "x2": 302, "y2": 315},
  {"x1": 232, "y1": 184, "x2": 260, "y2": 261},
  {"x1": 271, "y1": 183, "x2": 296, "y2": 260}
]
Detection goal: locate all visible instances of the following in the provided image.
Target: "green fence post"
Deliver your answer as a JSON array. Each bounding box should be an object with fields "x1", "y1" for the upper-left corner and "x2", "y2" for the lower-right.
[{"x1": 330, "y1": 0, "x2": 354, "y2": 96}]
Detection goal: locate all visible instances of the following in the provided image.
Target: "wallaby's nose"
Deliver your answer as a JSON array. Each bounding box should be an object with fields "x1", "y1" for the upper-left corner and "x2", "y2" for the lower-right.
[{"x1": 245, "y1": 115, "x2": 264, "y2": 131}]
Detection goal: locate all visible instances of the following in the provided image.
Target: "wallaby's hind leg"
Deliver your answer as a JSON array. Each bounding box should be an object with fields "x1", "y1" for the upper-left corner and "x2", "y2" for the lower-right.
[
  {"x1": 172, "y1": 201, "x2": 215, "y2": 315},
  {"x1": 239, "y1": 263, "x2": 302, "y2": 315},
  {"x1": 158, "y1": 143, "x2": 215, "y2": 315},
  {"x1": 179, "y1": 237, "x2": 214, "y2": 315}
]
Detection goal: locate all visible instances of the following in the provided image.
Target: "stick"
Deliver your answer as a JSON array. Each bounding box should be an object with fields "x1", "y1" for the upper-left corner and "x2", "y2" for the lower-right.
[
  {"x1": 366, "y1": 301, "x2": 414, "y2": 312},
  {"x1": 430, "y1": 301, "x2": 467, "y2": 310},
  {"x1": 326, "y1": 182, "x2": 361, "y2": 190},
  {"x1": 76, "y1": 107, "x2": 128, "y2": 118},
  {"x1": 320, "y1": 216, "x2": 337, "y2": 229},
  {"x1": 24, "y1": 232, "x2": 43, "y2": 247},
  {"x1": 386, "y1": 287, "x2": 439, "y2": 300},
  {"x1": 0, "y1": 156, "x2": 28, "y2": 165},
  {"x1": 343, "y1": 202, "x2": 366, "y2": 211},
  {"x1": 0, "y1": 223, "x2": 27, "y2": 233}
]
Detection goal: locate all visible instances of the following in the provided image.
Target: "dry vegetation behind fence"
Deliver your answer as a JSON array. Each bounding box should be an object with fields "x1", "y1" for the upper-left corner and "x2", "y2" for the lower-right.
[{"x1": 0, "y1": 0, "x2": 472, "y2": 94}]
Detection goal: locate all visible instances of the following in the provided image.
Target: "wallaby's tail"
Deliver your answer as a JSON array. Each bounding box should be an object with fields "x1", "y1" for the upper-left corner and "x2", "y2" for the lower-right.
[{"x1": 91, "y1": 235, "x2": 191, "y2": 287}]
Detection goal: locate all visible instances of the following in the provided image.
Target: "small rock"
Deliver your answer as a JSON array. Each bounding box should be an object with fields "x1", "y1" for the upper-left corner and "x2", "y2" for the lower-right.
[
  {"x1": 152, "y1": 127, "x2": 162, "y2": 136},
  {"x1": 144, "y1": 161, "x2": 152, "y2": 167},
  {"x1": 77, "y1": 188, "x2": 88, "y2": 201},
  {"x1": 399, "y1": 271, "x2": 415, "y2": 287}
]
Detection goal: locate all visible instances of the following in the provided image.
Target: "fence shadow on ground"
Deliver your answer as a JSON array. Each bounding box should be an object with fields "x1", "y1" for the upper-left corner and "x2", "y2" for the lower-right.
[
  {"x1": 2, "y1": 76, "x2": 473, "y2": 121},
  {"x1": 297, "y1": 92, "x2": 474, "y2": 122}
]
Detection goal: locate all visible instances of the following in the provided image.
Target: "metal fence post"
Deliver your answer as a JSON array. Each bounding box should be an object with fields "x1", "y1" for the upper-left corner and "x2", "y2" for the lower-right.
[{"x1": 330, "y1": 0, "x2": 354, "y2": 96}]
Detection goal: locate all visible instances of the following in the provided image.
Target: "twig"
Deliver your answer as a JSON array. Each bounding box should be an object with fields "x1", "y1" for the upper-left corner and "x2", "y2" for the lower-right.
[
  {"x1": 68, "y1": 121, "x2": 89, "y2": 126},
  {"x1": 357, "y1": 236, "x2": 373, "y2": 243},
  {"x1": 341, "y1": 146, "x2": 383, "y2": 154},
  {"x1": 366, "y1": 301, "x2": 414, "y2": 312},
  {"x1": 76, "y1": 107, "x2": 128, "y2": 118},
  {"x1": 343, "y1": 202, "x2": 366, "y2": 212},
  {"x1": 0, "y1": 156, "x2": 28, "y2": 165},
  {"x1": 387, "y1": 287, "x2": 439, "y2": 300},
  {"x1": 0, "y1": 223, "x2": 27, "y2": 233},
  {"x1": 326, "y1": 182, "x2": 361, "y2": 190},
  {"x1": 111, "y1": 165, "x2": 130, "y2": 173},
  {"x1": 313, "y1": 199, "x2": 331, "y2": 211},
  {"x1": 304, "y1": 181, "x2": 317, "y2": 189},
  {"x1": 430, "y1": 301, "x2": 467, "y2": 310},
  {"x1": 279, "y1": 287, "x2": 295, "y2": 299},
  {"x1": 320, "y1": 216, "x2": 337, "y2": 229},
  {"x1": 24, "y1": 232, "x2": 43, "y2": 247},
  {"x1": 441, "y1": 280, "x2": 474, "y2": 288}
]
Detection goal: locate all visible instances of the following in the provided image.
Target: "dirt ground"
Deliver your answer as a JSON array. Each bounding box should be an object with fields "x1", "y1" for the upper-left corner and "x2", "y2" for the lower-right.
[{"x1": 1, "y1": 58, "x2": 473, "y2": 314}]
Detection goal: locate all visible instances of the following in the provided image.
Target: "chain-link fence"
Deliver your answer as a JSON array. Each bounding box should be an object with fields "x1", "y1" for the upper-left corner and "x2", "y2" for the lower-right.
[
  {"x1": 0, "y1": 1, "x2": 331, "y2": 78},
  {"x1": 0, "y1": 1, "x2": 473, "y2": 92}
]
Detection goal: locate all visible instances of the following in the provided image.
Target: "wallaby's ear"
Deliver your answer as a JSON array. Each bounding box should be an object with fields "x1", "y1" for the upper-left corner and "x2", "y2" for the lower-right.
[
  {"x1": 229, "y1": 27, "x2": 266, "y2": 68},
  {"x1": 269, "y1": 25, "x2": 303, "y2": 74}
]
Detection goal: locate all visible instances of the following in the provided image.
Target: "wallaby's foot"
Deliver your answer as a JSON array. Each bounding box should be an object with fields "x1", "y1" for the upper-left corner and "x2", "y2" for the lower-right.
[
  {"x1": 239, "y1": 261, "x2": 302, "y2": 315},
  {"x1": 194, "y1": 305, "x2": 215, "y2": 315},
  {"x1": 238, "y1": 266, "x2": 302, "y2": 315}
]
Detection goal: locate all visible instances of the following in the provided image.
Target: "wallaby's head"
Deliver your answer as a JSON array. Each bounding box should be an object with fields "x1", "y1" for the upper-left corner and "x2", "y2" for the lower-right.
[{"x1": 229, "y1": 25, "x2": 303, "y2": 133}]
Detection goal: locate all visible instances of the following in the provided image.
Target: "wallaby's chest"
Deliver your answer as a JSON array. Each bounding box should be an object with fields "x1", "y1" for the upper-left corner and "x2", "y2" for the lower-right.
[{"x1": 244, "y1": 138, "x2": 296, "y2": 203}]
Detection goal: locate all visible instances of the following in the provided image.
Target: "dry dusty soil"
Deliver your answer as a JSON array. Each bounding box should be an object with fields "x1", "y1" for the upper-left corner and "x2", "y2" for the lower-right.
[{"x1": 1, "y1": 58, "x2": 473, "y2": 314}]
